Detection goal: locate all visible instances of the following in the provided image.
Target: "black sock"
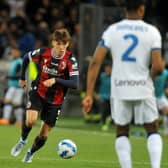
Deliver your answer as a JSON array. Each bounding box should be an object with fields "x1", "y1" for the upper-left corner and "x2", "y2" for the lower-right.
[
  {"x1": 30, "y1": 136, "x2": 47, "y2": 154},
  {"x1": 21, "y1": 121, "x2": 32, "y2": 141}
]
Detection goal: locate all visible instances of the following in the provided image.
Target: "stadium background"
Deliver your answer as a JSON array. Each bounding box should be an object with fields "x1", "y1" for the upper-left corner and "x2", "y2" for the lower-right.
[{"x1": 0, "y1": 0, "x2": 167, "y2": 117}]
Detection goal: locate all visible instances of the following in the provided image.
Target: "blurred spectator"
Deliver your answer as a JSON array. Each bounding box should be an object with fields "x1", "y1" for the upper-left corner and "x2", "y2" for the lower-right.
[
  {"x1": 7, "y1": 0, "x2": 26, "y2": 18},
  {"x1": 38, "y1": 0, "x2": 52, "y2": 23},
  {"x1": 8, "y1": 15, "x2": 36, "y2": 57},
  {"x1": 71, "y1": 23, "x2": 80, "y2": 59},
  {"x1": 65, "y1": 7, "x2": 79, "y2": 34},
  {"x1": 50, "y1": 6, "x2": 63, "y2": 28},
  {"x1": 0, "y1": 0, "x2": 10, "y2": 21},
  {"x1": 52, "y1": 20, "x2": 65, "y2": 32},
  {"x1": 35, "y1": 21, "x2": 50, "y2": 47},
  {"x1": 0, "y1": 19, "x2": 9, "y2": 58}
]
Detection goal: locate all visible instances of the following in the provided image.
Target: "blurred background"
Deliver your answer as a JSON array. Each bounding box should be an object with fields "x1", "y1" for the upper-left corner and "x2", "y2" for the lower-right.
[{"x1": 0, "y1": 0, "x2": 167, "y2": 120}]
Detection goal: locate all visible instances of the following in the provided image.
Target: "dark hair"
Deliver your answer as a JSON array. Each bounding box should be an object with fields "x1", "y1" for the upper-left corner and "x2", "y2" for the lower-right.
[
  {"x1": 125, "y1": 0, "x2": 146, "y2": 11},
  {"x1": 51, "y1": 28, "x2": 71, "y2": 43}
]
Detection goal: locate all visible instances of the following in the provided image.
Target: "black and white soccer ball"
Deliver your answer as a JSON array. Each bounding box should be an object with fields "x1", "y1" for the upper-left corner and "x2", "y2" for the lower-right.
[{"x1": 57, "y1": 139, "x2": 77, "y2": 159}]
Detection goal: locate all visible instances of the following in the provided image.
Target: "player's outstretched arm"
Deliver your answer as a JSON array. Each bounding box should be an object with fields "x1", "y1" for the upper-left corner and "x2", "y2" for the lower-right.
[
  {"x1": 151, "y1": 50, "x2": 164, "y2": 80},
  {"x1": 82, "y1": 46, "x2": 108, "y2": 113}
]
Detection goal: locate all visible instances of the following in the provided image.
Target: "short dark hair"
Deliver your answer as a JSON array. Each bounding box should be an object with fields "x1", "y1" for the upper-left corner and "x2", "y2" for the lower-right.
[
  {"x1": 51, "y1": 28, "x2": 71, "y2": 43},
  {"x1": 125, "y1": 0, "x2": 146, "y2": 11}
]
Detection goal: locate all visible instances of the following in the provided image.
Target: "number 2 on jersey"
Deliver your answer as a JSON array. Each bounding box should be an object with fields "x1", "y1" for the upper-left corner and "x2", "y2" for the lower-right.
[{"x1": 122, "y1": 34, "x2": 138, "y2": 62}]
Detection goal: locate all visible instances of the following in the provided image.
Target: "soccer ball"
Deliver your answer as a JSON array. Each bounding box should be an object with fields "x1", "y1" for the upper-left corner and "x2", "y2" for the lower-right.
[{"x1": 57, "y1": 139, "x2": 77, "y2": 159}]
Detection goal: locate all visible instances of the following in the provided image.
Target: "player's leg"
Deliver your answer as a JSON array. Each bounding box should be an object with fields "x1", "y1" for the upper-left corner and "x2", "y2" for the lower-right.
[
  {"x1": 0, "y1": 87, "x2": 15, "y2": 125},
  {"x1": 22, "y1": 122, "x2": 51, "y2": 163},
  {"x1": 113, "y1": 99, "x2": 133, "y2": 168},
  {"x1": 11, "y1": 90, "x2": 41, "y2": 157},
  {"x1": 160, "y1": 96, "x2": 168, "y2": 136},
  {"x1": 156, "y1": 96, "x2": 168, "y2": 136},
  {"x1": 13, "y1": 88, "x2": 24, "y2": 125},
  {"x1": 137, "y1": 98, "x2": 162, "y2": 168},
  {"x1": 22, "y1": 104, "x2": 61, "y2": 163},
  {"x1": 11, "y1": 109, "x2": 38, "y2": 157},
  {"x1": 144, "y1": 121, "x2": 162, "y2": 168},
  {"x1": 21, "y1": 90, "x2": 42, "y2": 141},
  {"x1": 115, "y1": 124, "x2": 132, "y2": 168},
  {"x1": 163, "y1": 114, "x2": 168, "y2": 135}
]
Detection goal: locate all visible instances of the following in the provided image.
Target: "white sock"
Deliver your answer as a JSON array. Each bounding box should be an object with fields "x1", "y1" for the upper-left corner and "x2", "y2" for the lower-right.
[
  {"x1": 14, "y1": 107, "x2": 23, "y2": 122},
  {"x1": 20, "y1": 137, "x2": 27, "y2": 143},
  {"x1": 147, "y1": 134, "x2": 162, "y2": 168},
  {"x1": 3, "y1": 105, "x2": 12, "y2": 119},
  {"x1": 115, "y1": 136, "x2": 132, "y2": 168}
]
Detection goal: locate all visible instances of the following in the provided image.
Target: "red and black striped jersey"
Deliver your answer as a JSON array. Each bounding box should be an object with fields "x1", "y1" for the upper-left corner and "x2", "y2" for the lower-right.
[{"x1": 21, "y1": 48, "x2": 79, "y2": 105}]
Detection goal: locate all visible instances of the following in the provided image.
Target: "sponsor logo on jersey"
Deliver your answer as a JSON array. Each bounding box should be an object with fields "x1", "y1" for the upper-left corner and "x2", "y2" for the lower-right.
[
  {"x1": 43, "y1": 65, "x2": 58, "y2": 75},
  {"x1": 42, "y1": 65, "x2": 64, "y2": 76},
  {"x1": 115, "y1": 79, "x2": 146, "y2": 87}
]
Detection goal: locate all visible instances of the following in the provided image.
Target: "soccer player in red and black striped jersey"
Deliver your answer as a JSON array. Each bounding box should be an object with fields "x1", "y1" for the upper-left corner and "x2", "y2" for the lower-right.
[{"x1": 11, "y1": 28, "x2": 79, "y2": 163}]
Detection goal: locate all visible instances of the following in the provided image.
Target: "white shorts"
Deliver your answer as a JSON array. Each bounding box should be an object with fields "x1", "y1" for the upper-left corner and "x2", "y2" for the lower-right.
[
  {"x1": 156, "y1": 95, "x2": 168, "y2": 110},
  {"x1": 111, "y1": 98, "x2": 159, "y2": 125},
  {"x1": 4, "y1": 87, "x2": 24, "y2": 105}
]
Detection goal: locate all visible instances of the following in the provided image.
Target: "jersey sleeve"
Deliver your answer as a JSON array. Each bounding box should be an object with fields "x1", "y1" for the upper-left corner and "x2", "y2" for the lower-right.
[
  {"x1": 98, "y1": 26, "x2": 112, "y2": 50},
  {"x1": 67, "y1": 54, "x2": 79, "y2": 77},
  {"x1": 151, "y1": 26, "x2": 162, "y2": 50},
  {"x1": 28, "y1": 48, "x2": 46, "y2": 62},
  {"x1": 20, "y1": 48, "x2": 45, "y2": 80},
  {"x1": 55, "y1": 54, "x2": 79, "y2": 89}
]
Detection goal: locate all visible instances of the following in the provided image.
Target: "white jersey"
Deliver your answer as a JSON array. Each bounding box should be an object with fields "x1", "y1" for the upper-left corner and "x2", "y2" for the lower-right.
[{"x1": 101, "y1": 19, "x2": 162, "y2": 100}]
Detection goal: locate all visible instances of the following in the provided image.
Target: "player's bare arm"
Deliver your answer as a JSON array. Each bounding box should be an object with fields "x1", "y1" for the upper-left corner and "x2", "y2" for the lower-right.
[
  {"x1": 151, "y1": 50, "x2": 164, "y2": 80},
  {"x1": 82, "y1": 46, "x2": 107, "y2": 113}
]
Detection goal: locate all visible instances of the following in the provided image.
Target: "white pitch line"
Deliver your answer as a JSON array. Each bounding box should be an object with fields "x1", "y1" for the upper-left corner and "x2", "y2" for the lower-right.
[
  {"x1": 55, "y1": 127, "x2": 147, "y2": 141},
  {"x1": 56, "y1": 127, "x2": 113, "y2": 136}
]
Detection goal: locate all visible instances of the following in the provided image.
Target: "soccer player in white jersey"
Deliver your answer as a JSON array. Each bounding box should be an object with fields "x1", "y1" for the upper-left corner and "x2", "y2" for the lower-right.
[{"x1": 82, "y1": 0, "x2": 164, "y2": 168}]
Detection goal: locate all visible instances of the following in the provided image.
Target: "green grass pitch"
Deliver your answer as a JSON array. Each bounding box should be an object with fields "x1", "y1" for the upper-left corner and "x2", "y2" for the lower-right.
[{"x1": 0, "y1": 117, "x2": 168, "y2": 168}]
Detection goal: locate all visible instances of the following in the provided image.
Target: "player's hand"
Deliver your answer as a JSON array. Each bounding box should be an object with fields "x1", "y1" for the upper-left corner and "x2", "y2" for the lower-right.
[
  {"x1": 43, "y1": 78, "x2": 56, "y2": 87},
  {"x1": 19, "y1": 80, "x2": 27, "y2": 88},
  {"x1": 82, "y1": 95, "x2": 93, "y2": 113}
]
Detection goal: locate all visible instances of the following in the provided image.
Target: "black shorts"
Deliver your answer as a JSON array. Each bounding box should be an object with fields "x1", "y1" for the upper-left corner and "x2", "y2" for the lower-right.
[{"x1": 26, "y1": 90, "x2": 61, "y2": 127}]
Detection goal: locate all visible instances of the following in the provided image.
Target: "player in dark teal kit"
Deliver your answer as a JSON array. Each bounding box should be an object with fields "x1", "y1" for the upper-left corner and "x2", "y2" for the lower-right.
[
  {"x1": 154, "y1": 69, "x2": 168, "y2": 135},
  {"x1": 0, "y1": 46, "x2": 24, "y2": 125}
]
